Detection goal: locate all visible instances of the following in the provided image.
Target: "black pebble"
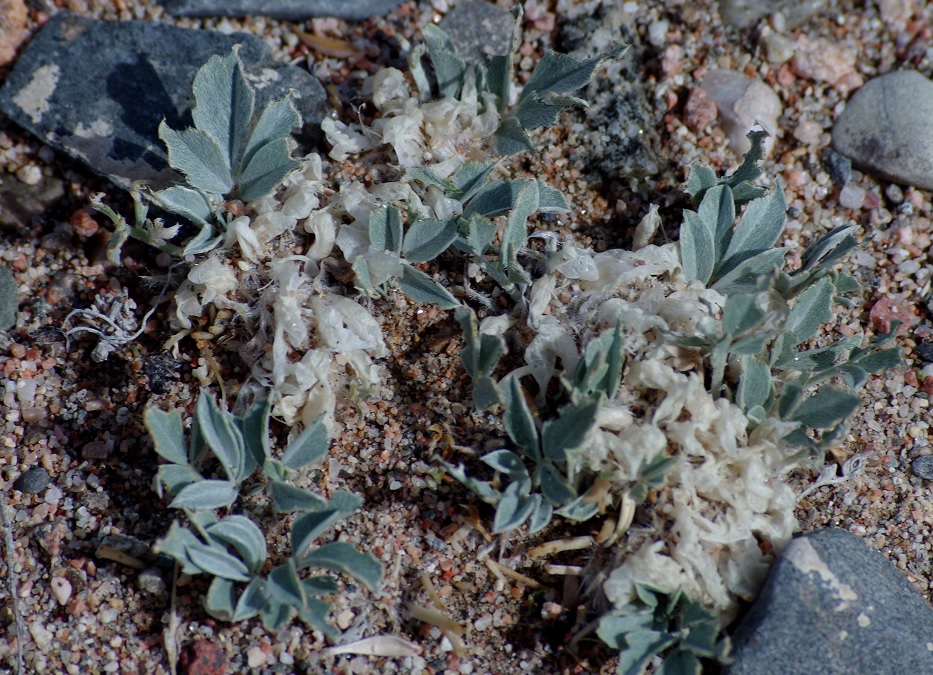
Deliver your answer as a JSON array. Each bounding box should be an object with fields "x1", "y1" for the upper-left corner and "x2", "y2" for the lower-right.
[
  {"x1": 915, "y1": 342, "x2": 933, "y2": 364},
  {"x1": 13, "y1": 467, "x2": 50, "y2": 494},
  {"x1": 143, "y1": 354, "x2": 180, "y2": 395},
  {"x1": 822, "y1": 148, "x2": 852, "y2": 187},
  {"x1": 912, "y1": 456, "x2": 933, "y2": 480}
]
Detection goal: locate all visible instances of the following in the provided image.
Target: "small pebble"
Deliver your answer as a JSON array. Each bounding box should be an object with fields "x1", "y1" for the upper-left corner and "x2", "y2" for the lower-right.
[
  {"x1": 916, "y1": 342, "x2": 933, "y2": 363},
  {"x1": 885, "y1": 183, "x2": 905, "y2": 204},
  {"x1": 15, "y1": 164, "x2": 41, "y2": 185},
  {"x1": 911, "y1": 455, "x2": 933, "y2": 480},
  {"x1": 137, "y1": 568, "x2": 166, "y2": 595},
  {"x1": 14, "y1": 467, "x2": 50, "y2": 494},
  {"x1": 839, "y1": 184, "x2": 866, "y2": 209},
  {"x1": 51, "y1": 576, "x2": 72, "y2": 605},
  {"x1": 822, "y1": 148, "x2": 852, "y2": 186},
  {"x1": 246, "y1": 646, "x2": 266, "y2": 669}
]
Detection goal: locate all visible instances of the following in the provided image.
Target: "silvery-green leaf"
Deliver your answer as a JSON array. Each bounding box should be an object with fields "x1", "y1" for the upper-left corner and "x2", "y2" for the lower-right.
[
  {"x1": 281, "y1": 417, "x2": 330, "y2": 470},
  {"x1": 493, "y1": 116, "x2": 535, "y2": 157},
  {"x1": 422, "y1": 24, "x2": 465, "y2": 98},
  {"x1": 462, "y1": 179, "x2": 531, "y2": 220},
  {"x1": 297, "y1": 597, "x2": 339, "y2": 639},
  {"x1": 369, "y1": 205, "x2": 404, "y2": 254},
  {"x1": 538, "y1": 463, "x2": 576, "y2": 505},
  {"x1": 233, "y1": 577, "x2": 266, "y2": 621},
  {"x1": 238, "y1": 138, "x2": 300, "y2": 203},
  {"x1": 268, "y1": 480, "x2": 328, "y2": 513},
  {"x1": 205, "y1": 577, "x2": 237, "y2": 621},
  {"x1": 853, "y1": 347, "x2": 901, "y2": 375},
  {"x1": 207, "y1": 515, "x2": 267, "y2": 574},
  {"x1": 440, "y1": 460, "x2": 500, "y2": 503},
  {"x1": 618, "y1": 629, "x2": 679, "y2": 675},
  {"x1": 596, "y1": 611, "x2": 656, "y2": 650},
  {"x1": 292, "y1": 508, "x2": 347, "y2": 559},
  {"x1": 268, "y1": 560, "x2": 305, "y2": 607},
  {"x1": 778, "y1": 382, "x2": 803, "y2": 419},
  {"x1": 697, "y1": 184, "x2": 734, "y2": 262},
  {"x1": 680, "y1": 210, "x2": 715, "y2": 285},
  {"x1": 406, "y1": 166, "x2": 450, "y2": 190},
  {"x1": 187, "y1": 541, "x2": 252, "y2": 582},
  {"x1": 464, "y1": 214, "x2": 498, "y2": 256},
  {"x1": 191, "y1": 49, "x2": 254, "y2": 168},
  {"x1": 303, "y1": 575, "x2": 340, "y2": 597},
  {"x1": 398, "y1": 264, "x2": 459, "y2": 308},
  {"x1": 325, "y1": 490, "x2": 364, "y2": 516},
  {"x1": 481, "y1": 449, "x2": 530, "y2": 490},
  {"x1": 145, "y1": 407, "x2": 188, "y2": 465},
  {"x1": 527, "y1": 496, "x2": 553, "y2": 534},
  {"x1": 785, "y1": 276, "x2": 833, "y2": 345},
  {"x1": 657, "y1": 649, "x2": 702, "y2": 674},
  {"x1": 169, "y1": 480, "x2": 238, "y2": 510},
  {"x1": 156, "y1": 464, "x2": 203, "y2": 499},
  {"x1": 514, "y1": 91, "x2": 578, "y2": 130},
  {"x1": 711, "y1": 248, "x2": 786, "y2": 296},
  {"x1": 504, "y1": 180, "x2": 539, "y2": 254},
  {"x1": 453, "y1": 161, "x2": 496, "y2": 201},
  {"x1": 484, "y1": 5, "x2": 521, "y2": 112},
  {"x1": 722, "y1": 293, "x2": 764, "y2": 337},
  {"x1": 502, "y1": 376, "x2": 539, "y2": 458},
  {"x1": 726, "y1": 130, "x2": 768, "y2": 192},
  {"x1": 159, "y1": 122, "x2": 232, "y2": 195},
  {"x1": 474, "y1": 376, "x2": 501, "y2": 412},
  {"x1": 260, "y1": 598, "x2": 296, "y2": 631},
  {"x1": 542, "y1": 401, "x2": 598, "y2": 462},
  {"x1": 402, "y1": 218, "x2": 458, "y2": 263},
  {"x1": 492, "y1": 482, "x2": 535, "y2": 533},
  {"x1": 150, "y1": 185, "x2": 214, "y2": 229},
  {"x1": 718, "y1": 183, "x2": 786, "y2": 276},
  {"x1": 196, "y1": 392, "x2": 246, "y2": 482},
  {"x1": 238, "y1": 397, "x2": 271, "y2": 474},
  {"x1": 793, "y1": 386, "x2": 860, "y2": 429},
  {"x1": 555, "y1": 495, "x2": 599, "y2": 521},
  {"x1": 798, "y1": 225, "x2": 858, "y2": 272},
  {"x1": 241, "y1": 97, "x2": 300, "y2": 170},
  {"x1": 181, "y1": 223, "x2": 223, "y2": 257},
  {"x1": 520, "y1": 44, "x2": 626, "y2": 102},
  {"x1": 153, "y1": 522, "x2": 203, "y2": 575},
  {"x1": 737, "y1": 356, "x2": 772, "y2": 414},
  {"x1": 298, "y1": 542, "x2": 383, "y2": 593},
  {"x1": 536, "y1": 182, "x2": 570, "y2": 213},
  {"x1": 685, "y1": 164, "x2": 717, "y2": 200}
]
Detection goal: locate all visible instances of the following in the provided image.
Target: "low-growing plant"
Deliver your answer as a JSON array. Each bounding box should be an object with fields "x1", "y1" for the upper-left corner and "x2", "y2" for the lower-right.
[
  {"x1": 596, "y1": 584, "x2": 731, "y2": 675},
  {"x1": 92, "y1": 46, "x2": 301, "y2": 264},
  {"x1": 147, "y1": 391, "x2": 382, "y2": 634}
]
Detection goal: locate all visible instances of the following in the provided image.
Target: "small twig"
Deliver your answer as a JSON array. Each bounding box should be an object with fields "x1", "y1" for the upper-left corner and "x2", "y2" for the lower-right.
[{"x1": 1, "y1": 493, "x2": 25, "y2": 675}]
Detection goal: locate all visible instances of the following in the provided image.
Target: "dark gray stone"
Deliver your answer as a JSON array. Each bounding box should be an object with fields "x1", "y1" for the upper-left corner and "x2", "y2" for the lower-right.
[
  {"x1": 832, "y1": 71, "x2": 933, "y2": 191},
  {"x1": 160, "y1": 0, "x2": 403, "y2": 20},
  {"x1": 915, "y1": 341, "x2": 933, "y2": 363},
  {"x1": 13, "y1": 467, "x2": 50, "y2": 494},
  {"x1": 912, "y1": 455, "x2": 933, "y2": 480},
  {"x1": 440, "y1": 1, "x2": 515, "y2": 66},
  {"x1": 727, "y1": 528, "x2": 933, "y2": 675},
  {"x1": 0, "y1": 265, "x2": 16, "y2": 331},
  {"x1": 557, "y1": 5, "x2": 660, "y2": 178},
  {"x1": 0, "y1": 12, "x2": 326, "y2": 192},
  {"x1": 718, "y1": 0, "x2": 829, "y2": 29},
  {"x1": 822, "y1": 147, "x2": 852, "y2": 187}
]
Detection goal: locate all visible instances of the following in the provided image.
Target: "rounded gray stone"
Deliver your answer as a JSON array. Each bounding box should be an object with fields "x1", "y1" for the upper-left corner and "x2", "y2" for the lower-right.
[
  {"x1": 13, "y1": 467, "x2": 51, "y2": 494},
  {"x1": 912, "y1": 455, "x2": 933, "y2": 480},
  {"x1": 727, "y1": 528, "x2": 933, "y2": 675},
  {"x1": 440, "y1": 1, "x2": 516, "y2": 66},
  {"x1": 832, "y1": 71, "x2": 933, "y2": 190}
]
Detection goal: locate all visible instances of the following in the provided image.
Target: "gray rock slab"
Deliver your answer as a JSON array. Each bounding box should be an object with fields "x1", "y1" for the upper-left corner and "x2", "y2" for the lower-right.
[
  {"x1": 440, "y1": 1, "x2": 515, "y2": 66},
  {"x1": 160, "y1": 0, "x2": 403, "y2": 20},
  {"x1": 718, "y1": 0, "x2": 829, "y2": 29},
  {"x1": 0, "y1": 11, "x2": 326, "y2": 192},
  {"x1": 557, "y1": 5, "x2": 660, "y2": 178},
  {"x1": 832, "y1": 70, "x2": 933, "y2": 191},
  {"x1": 727, "y1": 528, "x2": 933, "y2": 675},
  {"x1": 912, "y1": 455, "x2": 933, "y2": 480}
]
